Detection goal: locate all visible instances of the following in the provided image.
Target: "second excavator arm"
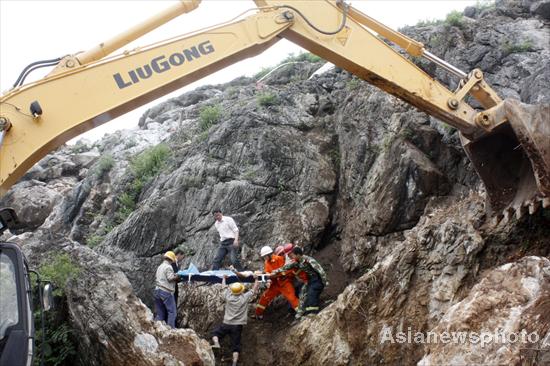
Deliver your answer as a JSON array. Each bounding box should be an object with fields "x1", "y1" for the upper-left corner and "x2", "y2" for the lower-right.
[{"x1": 1, "y1": 0, "x2": 548, "y2": 219}]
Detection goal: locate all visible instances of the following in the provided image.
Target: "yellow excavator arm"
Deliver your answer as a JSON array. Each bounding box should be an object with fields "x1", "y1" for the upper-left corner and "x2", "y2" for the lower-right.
[{"x1": 1, "y1": 0, "x2": 548, "y2": 220}]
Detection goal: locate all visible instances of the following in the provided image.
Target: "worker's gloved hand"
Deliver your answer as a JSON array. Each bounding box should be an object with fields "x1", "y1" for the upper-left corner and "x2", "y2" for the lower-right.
[
  {"x1": 266, "y1": 280, "x2": 272, "y2": 288},
  {"x1": 325, "y1": 281, "x2": 329, "y2": 287}
]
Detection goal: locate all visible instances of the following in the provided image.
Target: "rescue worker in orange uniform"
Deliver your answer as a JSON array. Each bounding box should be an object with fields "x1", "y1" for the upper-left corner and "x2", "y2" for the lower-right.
[
  {"x1": 275, "y1": 243, "x2": 308, "y2": 297},
  {"x1": 254, "y1": 246, "x2": 299, "y2": 319}
]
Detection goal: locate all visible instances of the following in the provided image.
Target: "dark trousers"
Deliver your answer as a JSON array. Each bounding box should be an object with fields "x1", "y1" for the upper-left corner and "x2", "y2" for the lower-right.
[
  {"x1": 171, "y1": 262, "x2": 179, "y2": 305},
  {"x1": 153, "y1": 288, "x2": 176, "y2": 328},
  {"x1": 301, "y1": 276, "x2": 324, "y2": 315},
  {"x1": 212, "y1": 323, "x2": 243, "y2": 352},
  {"x1": 212, "y1": 238, "x2": 243, "y2": 271}
]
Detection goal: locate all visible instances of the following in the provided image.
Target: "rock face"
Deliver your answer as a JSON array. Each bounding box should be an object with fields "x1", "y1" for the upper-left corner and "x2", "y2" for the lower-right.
[
  {"x1": 66, "y1": 246, "x2": 215, "y2": 366},
  {"x1": 419, "y1": 256, "x2": 550, "y2": 366},
  {"x1": 274, "y1": 194, "x2": 550, "y2": 365},
  {"x1": 14, "y1": 234, "x2": 215, "y2": 366},
  {"x1": 1, "y1": 1, "x2": 549, "y2": 365}
]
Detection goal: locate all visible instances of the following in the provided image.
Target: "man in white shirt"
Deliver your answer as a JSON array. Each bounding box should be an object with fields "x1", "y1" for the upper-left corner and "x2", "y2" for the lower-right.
[{"x1": 212, "y1": 209, "x2": 243, "y2": 271}]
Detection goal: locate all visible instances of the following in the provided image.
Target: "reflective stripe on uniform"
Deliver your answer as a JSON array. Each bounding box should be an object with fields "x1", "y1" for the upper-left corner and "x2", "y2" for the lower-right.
[
  {"x1": 256, "y1": 304, "x2": 266, "y2": 310},
  {"x1": 305, "y1": 306, "x2": 319, "y2": 311}
]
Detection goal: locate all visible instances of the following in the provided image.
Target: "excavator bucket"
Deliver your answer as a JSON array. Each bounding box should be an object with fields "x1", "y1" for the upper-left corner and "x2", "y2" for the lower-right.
[{"x1": 461, "y1": 99, "x2": 550, "y2": 222}]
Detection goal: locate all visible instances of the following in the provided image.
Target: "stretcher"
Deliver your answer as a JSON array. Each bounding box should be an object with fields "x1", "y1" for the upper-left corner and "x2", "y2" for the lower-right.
[{"x1": 177, "y1": 264, "x2": 269, "y2": 284}]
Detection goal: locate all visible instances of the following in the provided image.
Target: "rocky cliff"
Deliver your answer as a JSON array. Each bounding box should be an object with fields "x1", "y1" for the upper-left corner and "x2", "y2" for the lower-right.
[{"x1": 1, "y1": 1, "x2": 549, "y2": 365}]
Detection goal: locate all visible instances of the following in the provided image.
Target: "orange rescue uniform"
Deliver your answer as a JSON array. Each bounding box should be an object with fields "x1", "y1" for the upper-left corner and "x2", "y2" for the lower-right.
[{"x1": 255, "y1": 255, "x2": 299, "y2": 315}]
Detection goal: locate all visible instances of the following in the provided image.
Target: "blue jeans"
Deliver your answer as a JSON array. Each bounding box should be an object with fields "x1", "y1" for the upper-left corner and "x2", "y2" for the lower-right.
[
  {"x1": 212, "y1": 239, "x2": 243, "y2": 270},
  {"x1": 153, "y1": 288, "x2": 176, "y2": 328}
]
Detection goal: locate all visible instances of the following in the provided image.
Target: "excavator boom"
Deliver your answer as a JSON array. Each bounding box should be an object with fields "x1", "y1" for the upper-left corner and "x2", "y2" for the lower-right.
[{"x1": 1, "y1": 0, "x2": 548, "y2": 220}]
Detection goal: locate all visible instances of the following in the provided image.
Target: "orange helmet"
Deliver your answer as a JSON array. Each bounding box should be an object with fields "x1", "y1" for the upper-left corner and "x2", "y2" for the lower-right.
[
  {"x1": 274, "y1": 246, "x2": 285, "y2": 256},
  {"x1": 283, "y1": 243, "x2": 294, "y2": 254}
]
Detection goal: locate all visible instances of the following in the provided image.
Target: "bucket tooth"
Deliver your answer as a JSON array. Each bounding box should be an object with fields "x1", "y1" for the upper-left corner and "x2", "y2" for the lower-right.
[
  {"x1": 543, "y1": 197, "x2": 550, "y2": 209},
  {"x1": 528, "y1": 199, "x2": 541, "y2": 215},
  {"x1": 502, "y1": 207, "x2": 515, "y2": 225},
  {"x1": 492, "y1": 213, "x2": 504, "y2": 227},
  {"x1": 515, "y1": 204, "x2": 528, "y2": 220}
]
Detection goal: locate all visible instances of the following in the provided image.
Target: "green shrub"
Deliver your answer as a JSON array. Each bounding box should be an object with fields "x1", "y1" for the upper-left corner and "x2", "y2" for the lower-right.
[
  {"x1": 198, "y1": 105, "x2": 221, "y2": 131},
  {"x1": 86, "y1": 234, "x2": 104, "y2": 248},
  {"x1": 131, "y1": 144, "x2": 170, "y2": 178},
  {"x1": 475, "y1": 0, "x2": 495, "y2": 11},
  {"x1": 226, "y1": 87, "x2": 239, "y2": 98},
  {"x1": 37, "y1": 321, "x2": 76, "y2": 366},
  {"x1": 86, "y1": 219, "x2": 115, "y2": 247},
  {"x1": 347, "y1": 78, "x2": 361, "y2": 90},
  {"x1": 445, "y1": 11, "x2": 464, "y2": 28},
  {"x1": 254, "y1": 66, "x2": 274, "y2": 80},
  {"x1": 243, "y1": 169, "x2": 257, "y2": 180},
  {"x1": 416, "y1": 19, "x2": 443, "y2": 27},
  {"x1": 124, "y1": 138, "x2": 138, "y2": 148},
  {"x1": 68, "y1": 142, "x2": 90, "y2": 154},
  {"x1": 399, "y1": 127, "x2": 414, "y2": 140},
  {"x1": 254, "y1": 52, "x2": 321, "y2": 80},
  {"x1": 197, "y1": 130, "x2": 209, "y2": 142},
  {"x1": 34, "y1": 253, "x2": 79, "y2": 365},
  {"x1": 281, "y1": 51, "x2": 322, "y2": 64},
  {"x1": 115, "y1": 144, "x2": 171, "y2": 222},
  {"x1": 95, "y1": 154, "x2": 114, "y2": 178},
  {"x1": 39, "y1": 253, "x2": 80, "y2": 296},
  {"x1": 329, "y1": 148, "x2": 341, "y2": 167},
  {"x1": 382, "y1": 135, "x2": 395, "y2": 151},
  {"x1": 502, "y1": 40, "x2": 535, "y2": 55},
  {"x1": 257, "y1": 92, "x2": 279, "y2": 107},
  {"x1": 440, "y1": 123, "x2": 455, "y2": 133},
  {"x1": 276, "y1": 179, "x2": 286, "y2": 193}
]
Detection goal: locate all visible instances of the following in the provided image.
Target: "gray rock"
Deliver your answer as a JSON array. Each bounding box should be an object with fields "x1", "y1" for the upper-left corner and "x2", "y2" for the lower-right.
[{"x1": 2, "y1": 1, "x2": 549, "y2": 365}]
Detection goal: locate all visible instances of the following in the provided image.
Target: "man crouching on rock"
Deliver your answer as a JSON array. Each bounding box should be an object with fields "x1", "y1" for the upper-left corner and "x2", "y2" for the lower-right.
[
  {"x1": 211, "y1": 276, "x2": 259, "y2": 366},
  {"x1": 153, "y1": 251, "x2": 180, "y2": 328}
]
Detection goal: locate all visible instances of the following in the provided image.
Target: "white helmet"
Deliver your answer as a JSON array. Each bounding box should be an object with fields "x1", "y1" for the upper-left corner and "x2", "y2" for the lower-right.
[{"x1": 260, "y1": 246, "x2": 273, "y2": 257}]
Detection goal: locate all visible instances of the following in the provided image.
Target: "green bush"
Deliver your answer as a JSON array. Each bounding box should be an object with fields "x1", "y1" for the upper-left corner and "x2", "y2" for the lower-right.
[
  {"x1": 502, "y1": 40, "x2": 535, "y2": 55},
  {"x1": 124, "y1": 138, "x2": 138, "y2": 149},
  {"x1": 34, "y1": 253, "x2": 79, "y2": 365},
  {"x1": 86, "y1": 234, "x2": 104, "y2": 248},
  {"x1": 347, "y1": 78, "x2": 361, "y2": 90},
  {"x1": 131, "y1": 144, "x2": 170, "y2": 178},
  {"x1": 257, "y1": 92, "x2": 279, "y2": 107},
  {"x1": 38, "y1": 321, "x2": 76, "y2": 366},
  {"x1": 254, "y1": 66, "x2": 274, "y2": 80},
  {"x1": 416, "y1": 19, "x2": 443, "y2": 27},
  {"x1": 281, "y1": 51, "x2": 322, "y2": 64},
  {"x1": 68, "y1": 142, "x2": 90, "y2": 154},
  {"x1": 115, "y1": 144, "x2": 170, "y2": 222},
  {"x1": 95, "y1": 154, "x2": 114, "y2": 178},
  {"x1": 198, "y1": 105, "x2": 221, "y2": 131},
  {"x1": 399, "y1": 127, "x2": 414, "y2": 140},
  {"x1": 475, "y1": 0, "x2": 495, "y2": 11},
  {"x1": 39, "y1": 253, "x2": 80, "y2": 296},
  {"x1": 86, "y1": 219, "x2": 115, "y2": 247},
  {"x1": 445, "y1": 11, "x2": 464, "y2": 28}
]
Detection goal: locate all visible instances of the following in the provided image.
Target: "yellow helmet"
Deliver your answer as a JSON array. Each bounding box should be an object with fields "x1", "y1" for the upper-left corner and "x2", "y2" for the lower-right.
[
  {"x1": 164, "y1": 251, "x2": 176, "y2": 262},
  {"x1": 229, "y1": 282, "x2": 245, "y2": 295}
]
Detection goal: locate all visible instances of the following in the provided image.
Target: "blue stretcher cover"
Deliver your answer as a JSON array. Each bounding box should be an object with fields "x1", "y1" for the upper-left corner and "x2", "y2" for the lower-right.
[{"x1": 177, "y1": 264, "x2": 257, "y2": 284}]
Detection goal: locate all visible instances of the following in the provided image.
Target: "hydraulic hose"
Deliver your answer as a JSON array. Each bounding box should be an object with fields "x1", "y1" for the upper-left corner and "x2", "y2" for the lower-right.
[
  {"x1": 13, "y1": 58, "x2": 62, "y2": 88},
  {"x1": 277, "y1": 2, "x2": 348, "y2": 35}
]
